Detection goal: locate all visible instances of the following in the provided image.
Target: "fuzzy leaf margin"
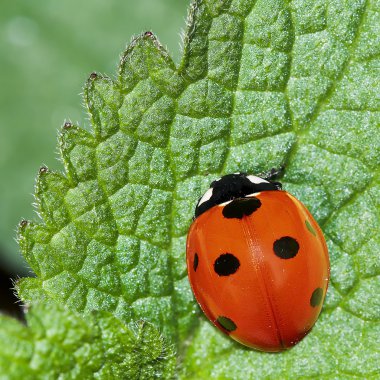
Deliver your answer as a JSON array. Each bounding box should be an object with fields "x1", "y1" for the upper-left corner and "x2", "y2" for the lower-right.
[{"x1": 0, "y1": 303, "x2": 175, "y2": 379}]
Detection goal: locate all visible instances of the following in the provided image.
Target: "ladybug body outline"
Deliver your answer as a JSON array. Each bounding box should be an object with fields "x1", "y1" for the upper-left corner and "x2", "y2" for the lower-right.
[{"x1": 186, "y1": 173, "x2": 330, "y2": 352}]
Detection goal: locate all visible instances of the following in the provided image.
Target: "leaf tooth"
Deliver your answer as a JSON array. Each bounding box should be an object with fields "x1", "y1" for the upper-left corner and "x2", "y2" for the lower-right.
[
  {"x1": 35, "y1": 169, "x2": 71, "y2": 230},
  {"x1": 18, "y1": 221, "x2": 54, "y2": 278},
  {"x1": 59, "y1": 124, "x2": 97, "y2": 184},
  {"x1": 15, "y1": 277, "x2": 42, "y2": 305},
  {"x1": 84, "y1": 73, "x2": 122, "y2": 140},
  {"x1": 119, "y1": 32, "x2": 184, "y2": 97}
]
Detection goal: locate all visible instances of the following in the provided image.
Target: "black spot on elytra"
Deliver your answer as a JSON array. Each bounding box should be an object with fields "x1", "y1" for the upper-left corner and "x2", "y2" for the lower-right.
[
  {"x1": 193, "y1": 253, "x2": 199, "y2": 272},
  {"x1": 217, "y1": 316, "x2": 237, "y2": 332},
  {"x1": 222, "y1": 197, "x2": 261, "y2": 219},
  {"x1": 194, "y1": 172, "x2": 281, "y2": 218},
  {"x1": 310, "y1": 288, "x2": 323, "y2": 307},
  {"x1": 273, "y1": 236, "x2": 299, "y2": 259},
  {"x1": 214, "y1": 253, "x2": 240, "y2": 276}
]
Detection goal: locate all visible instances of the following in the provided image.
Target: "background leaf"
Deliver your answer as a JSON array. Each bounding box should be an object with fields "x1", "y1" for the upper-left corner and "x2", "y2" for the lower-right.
[
  {"x1": 0, "y1": 303, "x2": 175, "y2": 379},
  {"x1": 4, "y1": 0, "x2": 380, "y2": 378}
]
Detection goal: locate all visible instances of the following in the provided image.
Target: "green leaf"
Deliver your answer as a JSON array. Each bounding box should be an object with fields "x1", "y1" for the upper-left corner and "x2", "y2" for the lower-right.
[
  {"x1": 0, "y1": 303, "x2": 175, "y2": 379},
  {"x1": 6, "y1": 0, "x2": 379, "y2": 378}
]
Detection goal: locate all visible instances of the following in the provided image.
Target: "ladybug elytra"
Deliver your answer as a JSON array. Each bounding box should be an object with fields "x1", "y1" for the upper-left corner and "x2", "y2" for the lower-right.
[{"x1": 186, "y1": 173, "x2": 330, "y2": 352}]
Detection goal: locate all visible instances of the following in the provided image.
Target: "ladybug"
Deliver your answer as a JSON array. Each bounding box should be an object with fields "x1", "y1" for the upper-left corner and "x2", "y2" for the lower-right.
[{"x1": 186, "y1": 172, "x2": 330, "y2": 352}]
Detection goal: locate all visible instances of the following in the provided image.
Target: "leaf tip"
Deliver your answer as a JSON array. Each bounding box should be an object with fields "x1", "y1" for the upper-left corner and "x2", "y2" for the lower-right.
[
  {"x1": 89, "y1": 71, "x2": 99, "y2": 81},
  {"x1": 19, "y1": 219, "x2": 29, "y2": 230},
  {"x1": 38, "y1": 166, "x2": 49, "y2": 175},
  {"x1": 63, "y1": 121, "x2": 73, "y2": 130},
  {"x1": 143, "y1": 30, "x2": 154, "y2": 38}
]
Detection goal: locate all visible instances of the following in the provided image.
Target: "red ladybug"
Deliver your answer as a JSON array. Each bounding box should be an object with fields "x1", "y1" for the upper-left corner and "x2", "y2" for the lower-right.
[{"x1": 186, "y1": 173, "x2": 330, "y2": 352}]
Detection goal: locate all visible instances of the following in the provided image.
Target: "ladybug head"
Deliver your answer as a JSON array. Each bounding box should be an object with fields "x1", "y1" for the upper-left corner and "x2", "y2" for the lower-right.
[{"x1": 194, "y1": 172, "x2": 282, "y2": 218}]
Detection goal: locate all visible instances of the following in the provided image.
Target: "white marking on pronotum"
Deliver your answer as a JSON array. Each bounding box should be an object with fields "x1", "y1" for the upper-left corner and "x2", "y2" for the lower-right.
[
  {"x1": 247, "y1": 175, "x2": 269, "y2": 184},
  {"x1": 197, "y1": 188, "x2": 213, "y2": 206}
]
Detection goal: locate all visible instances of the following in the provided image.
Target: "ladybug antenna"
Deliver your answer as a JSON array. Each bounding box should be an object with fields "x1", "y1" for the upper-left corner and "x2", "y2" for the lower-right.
[{"x1": 262, "y1": 165, "x2": 285, "y2": 181}]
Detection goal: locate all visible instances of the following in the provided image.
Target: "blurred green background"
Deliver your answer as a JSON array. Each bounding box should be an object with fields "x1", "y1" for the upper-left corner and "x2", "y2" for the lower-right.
[{"x1": 0, "y1": 0, "x2": 189, "y2": 276}]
